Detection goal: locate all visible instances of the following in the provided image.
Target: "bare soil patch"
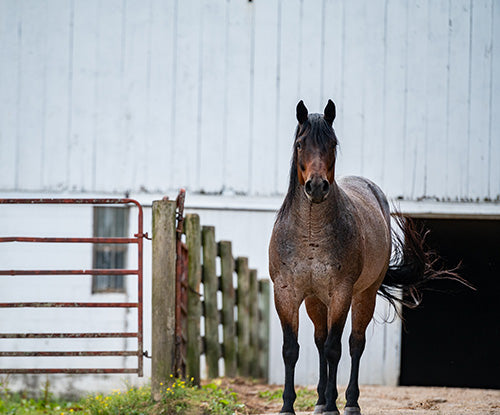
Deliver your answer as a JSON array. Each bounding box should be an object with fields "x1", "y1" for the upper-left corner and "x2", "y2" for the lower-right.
[{"x1": 219, "y1": 378, "x2": 500, "y2": 415}]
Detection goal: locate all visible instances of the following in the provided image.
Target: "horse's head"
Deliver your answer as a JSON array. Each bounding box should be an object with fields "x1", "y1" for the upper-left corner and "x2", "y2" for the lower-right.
[{"x1": 294, "y1": 100, "x2": 338, "y2": 203}]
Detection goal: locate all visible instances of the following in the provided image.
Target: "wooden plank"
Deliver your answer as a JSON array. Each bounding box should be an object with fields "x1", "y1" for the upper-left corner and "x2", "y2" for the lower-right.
[
  {"x1": 275, "y1": 0, "x2": 301, "y2": 193},
  {"x1": 337, "y1": 0, "x2": 365, "y2": 177},
  {"x1": 468, "y1": 0, "x2": 493, "y2": 200},
  {"x1": 170, "y1": 0, "x2": 201, "y2": 191},
  {"x1": 251, "y1": 0, "x2": 278, "y2": 195},
  {"x1": 93, "y1": 0, "x2": 124, "y2": 192},
  {"x1": 198, "y1": 0, "x2": 226, "y2": 193},
  {"x1": 236, "y1": 256, "x2": 250, "y2": 376},
  {"x1": 202, "y1": 226, "x2": 219, "y2": 378},
  {"x1": 151, "y1": 200, "x2": 177, "y2": 400},
  {"x1": 362, "y1": 0, "x2": 385, "y2": 186},
  {"x1": 225, "y1": 0, "x2": 253, "y2": 194},
  {"x1": 321, "y1": 0, "x2": 344, "y2": 126},
  {"x1": 446, "y1": 0, "x2": 472, "y2": 200},
  {"x1": 16, "y1": 0, "x2": 46, "y2": 190},
  {"x1": 185, "y1": 213, "x2": 202, "y2": 385},
  {"x1": 249, "y1": 269, "x2": 259, "y2": 378},
  {"x1": 404, "y1": 0, "x2": 428, "y2": 199},
  {"x1": 0, "y1": 0, "x2": 20, "y2": 189},
  {"x1": 298, "y1": 0, "x2": 322, "y2": 108},
  {"x1": 258, "y1": 279, "x2": 271, "y2": 380},
  {"x1": 219, "y1": 240, "x2": 236, "y2": 377},
  {"x1": 68, "y1": 0, "x2": 99, "y2": 191},
  {"x1": 381, "y1": 0, "x2": 407, "y2": 198},
  {"x1": 42, "y1": 0, "x2": 72, "y2": 190},
  {"x1": 147, "y1": 0, "x2": 175, "y2": 191},
  {"x1": 490, "y1": 0, "x2": 500, "y2": 201},
  {"x1": 424, "y1": 1, "x2": 449, "y2": 199},
  {"x1": 121, "y1": 0, "x2": 151, "y2": 191}
]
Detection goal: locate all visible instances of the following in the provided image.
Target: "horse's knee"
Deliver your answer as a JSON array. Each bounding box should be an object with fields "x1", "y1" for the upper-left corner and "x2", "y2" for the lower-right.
[
  {"x1": 282, "y1": 325, "x2": 300, "y2": 365},
  {"x1": 324, "y1": 332, "x2": 342, "y2": 364},
  {"x1": 314, "y1": 334, "x2": 326, "y2": 351},
  {"x1": 349, "y1": 332, "x2": 366, "y2": 358}
]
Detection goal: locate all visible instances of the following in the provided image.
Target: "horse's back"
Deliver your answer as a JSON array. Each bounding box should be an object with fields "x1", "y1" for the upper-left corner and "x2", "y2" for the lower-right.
[
  {"x1": 338, "y1": 176, "x2": 391, "y2": 223},
  {"x1": 338, "y1": 176, "x2": 392, "y2": 292}
]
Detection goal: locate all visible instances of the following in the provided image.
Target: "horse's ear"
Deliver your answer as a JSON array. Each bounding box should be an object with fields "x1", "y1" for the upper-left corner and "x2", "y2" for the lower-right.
[
  {"x1": 323, "y1": 99, "x2": 336, "y2": 125},
  {"x1": 296, "y1": 100, "x2": 308, "y2": 125}
]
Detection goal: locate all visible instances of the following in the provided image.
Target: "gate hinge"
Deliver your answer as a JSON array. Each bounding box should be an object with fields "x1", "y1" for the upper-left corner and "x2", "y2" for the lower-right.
[
  {"x1": 143, "y1": 350, "x2": 152, "y2": 359},
  {"x1": 135, "y1": 232, "x2": 152, "y2": 240}
]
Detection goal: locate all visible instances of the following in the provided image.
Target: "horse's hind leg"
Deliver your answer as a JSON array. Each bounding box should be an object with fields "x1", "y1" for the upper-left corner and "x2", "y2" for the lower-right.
[
  {"x1": 305, "y1": 296, "x2": 328, "y2": 414},
  {"x1": 274, "y1": 290, "x2": 301, "y2": 414},
  {"x1": 344, "y1": 289, "x2": 377, "y2": 415}
]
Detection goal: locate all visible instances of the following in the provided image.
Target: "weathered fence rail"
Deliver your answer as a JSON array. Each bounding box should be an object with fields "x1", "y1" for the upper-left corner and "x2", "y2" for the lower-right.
[{"x1": 152, "y1": 199, "x2": 270, "y2": 398}]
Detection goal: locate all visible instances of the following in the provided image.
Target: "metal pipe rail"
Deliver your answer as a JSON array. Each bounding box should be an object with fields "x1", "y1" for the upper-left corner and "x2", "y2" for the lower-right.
[{"x1": 0, "y1": 198, "x2": 145, "y2": 376}]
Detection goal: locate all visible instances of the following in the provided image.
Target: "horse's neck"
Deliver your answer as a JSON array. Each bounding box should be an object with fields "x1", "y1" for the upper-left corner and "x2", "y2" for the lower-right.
[{"x1": 289, "y1": 182, "x2": 345, "y2": 237}]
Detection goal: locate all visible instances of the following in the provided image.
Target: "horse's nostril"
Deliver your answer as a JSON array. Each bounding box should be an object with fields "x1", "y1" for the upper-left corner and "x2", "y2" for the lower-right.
[
  {"x1": 322, "y1": 180, "x2": 329, "y2": 194},
  {"x1": 305, "y1": 180, "x2": 312, "y2": 195}
]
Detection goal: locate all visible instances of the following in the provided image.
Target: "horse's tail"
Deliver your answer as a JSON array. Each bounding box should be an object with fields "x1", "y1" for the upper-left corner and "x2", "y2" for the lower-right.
[{"x1": 378, "y1": 213, "x2": 473, "y2": 313}]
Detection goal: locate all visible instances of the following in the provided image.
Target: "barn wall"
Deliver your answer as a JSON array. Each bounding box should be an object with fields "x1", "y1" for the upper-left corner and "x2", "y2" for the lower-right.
[{"x1": 1, "y1": 0, "x2": 499, "y2": 201}]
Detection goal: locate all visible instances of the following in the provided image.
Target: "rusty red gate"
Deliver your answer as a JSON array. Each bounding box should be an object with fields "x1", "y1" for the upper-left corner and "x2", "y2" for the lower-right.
[{"x1": 0, "y1": 199, "x2": 146, "y2": 376}]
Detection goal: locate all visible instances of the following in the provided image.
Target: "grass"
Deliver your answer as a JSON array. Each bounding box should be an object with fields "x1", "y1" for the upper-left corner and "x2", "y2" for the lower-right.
[
  {"x1": 0, "y1": 377, "x2": 247, "y2": 415},
  {"x1": 258, "y1": 387, "x2": 346, "y2": 412}
]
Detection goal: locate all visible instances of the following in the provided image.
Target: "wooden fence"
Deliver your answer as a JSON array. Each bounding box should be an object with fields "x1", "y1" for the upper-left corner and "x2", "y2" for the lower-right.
[{"x1": 151, "y1": 200, "x2": 270, "y2": 398}]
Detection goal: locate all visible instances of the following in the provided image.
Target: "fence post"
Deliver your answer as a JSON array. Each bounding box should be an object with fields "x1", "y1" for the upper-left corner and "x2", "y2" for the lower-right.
[
  {"x1": 249, "y1": 269, "x2": 259, "y2": 378},
  {"x1": 202, "y1": 226, "x2": 219, "y2": 378},
  {"x1": 259, "y1": 279, "x2": 271, "y2": 381},
  {"x1": 185, "y1": 214, "x2": 202, "y2": 385},
  {"x1": 152, "y1": 200, "x2": 177, "y2": 400},
  {"x1": 219, "y1": 240, "x2": 236, "y2": 377},
  {"x1": 236, "y1": 257, "x2": 250, "y2": 376}
]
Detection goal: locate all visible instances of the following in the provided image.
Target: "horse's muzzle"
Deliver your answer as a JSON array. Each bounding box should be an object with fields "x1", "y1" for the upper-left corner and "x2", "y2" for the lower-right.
[{"x1": 305, "y1": 177, "x2": 330, "y2": 203}]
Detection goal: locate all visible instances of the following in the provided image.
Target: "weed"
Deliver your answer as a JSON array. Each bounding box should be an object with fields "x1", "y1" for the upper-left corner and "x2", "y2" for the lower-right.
[{"x1": 0, "y1": 377, "x2": 247, "y2": 415}]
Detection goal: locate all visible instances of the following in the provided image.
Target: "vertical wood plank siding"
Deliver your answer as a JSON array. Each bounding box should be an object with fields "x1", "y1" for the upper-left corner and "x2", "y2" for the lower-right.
[{"x1": 1, "y1": 0, "x2": 498, "y2": 201}]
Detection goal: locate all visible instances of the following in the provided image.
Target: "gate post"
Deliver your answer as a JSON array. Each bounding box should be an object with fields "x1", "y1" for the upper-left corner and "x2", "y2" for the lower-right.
[{"x1": 152, "y1": 200, "x2": 177, "y2": 400}]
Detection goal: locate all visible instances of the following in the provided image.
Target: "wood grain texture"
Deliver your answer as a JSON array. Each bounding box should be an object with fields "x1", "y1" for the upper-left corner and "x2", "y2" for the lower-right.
[
  {"x1": 202, "y1": 226, "x2": 219, "y2": 378},
  {"x1": 151, "y1": 200, "x2": 176, "y2": 399},
  {"x1": 219, "y1": 240, "x2": 236, "y2": 377},
  {"x1": 185, "y1": 213, "x2": 202, "y2": 384}
]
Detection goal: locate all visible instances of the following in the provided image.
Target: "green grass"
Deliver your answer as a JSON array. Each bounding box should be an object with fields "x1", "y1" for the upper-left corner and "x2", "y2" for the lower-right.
[
  {"x1": 0, "y1": 377, "x2": 246, "y2": 415},
  {"x1": 258, "y1": 387, "x2": 346, "y2": 412}
]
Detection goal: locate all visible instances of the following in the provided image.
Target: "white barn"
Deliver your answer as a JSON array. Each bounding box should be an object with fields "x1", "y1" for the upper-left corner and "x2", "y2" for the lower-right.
[{"x1": 1, "y1": 0, "x2": 499, "y2": 395}]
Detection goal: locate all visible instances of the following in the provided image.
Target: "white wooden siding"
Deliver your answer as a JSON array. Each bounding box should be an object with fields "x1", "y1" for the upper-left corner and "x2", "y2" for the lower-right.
[{"x1": 0, "y1": 0, "x2": 498, "y2": 201}]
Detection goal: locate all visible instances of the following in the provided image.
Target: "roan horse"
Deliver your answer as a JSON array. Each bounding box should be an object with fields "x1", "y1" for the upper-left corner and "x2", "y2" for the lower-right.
[{"x1": 269, "y1": 100, "x2": 466, "y2": 415}]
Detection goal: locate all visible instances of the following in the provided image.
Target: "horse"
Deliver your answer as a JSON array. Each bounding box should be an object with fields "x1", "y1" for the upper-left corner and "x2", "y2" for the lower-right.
[{"x1": 268, "y1": 100, "x2": 467, "y2": 415}]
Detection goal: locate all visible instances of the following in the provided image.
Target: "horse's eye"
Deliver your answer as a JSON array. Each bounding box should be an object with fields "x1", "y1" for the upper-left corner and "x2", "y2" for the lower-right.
[{"x1": 296, "y1": 142, "x2": 301, "y2": 150}]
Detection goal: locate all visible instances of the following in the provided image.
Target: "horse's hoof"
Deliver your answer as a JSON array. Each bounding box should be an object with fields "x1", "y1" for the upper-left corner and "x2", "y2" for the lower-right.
[
  {"x1": 314, "y1": 405, "x2": 325, "y2": 413},
  {"x1": 322, "y1": 411, "x2": 340, "y2": 415},
  {"x1": 344, "y1": 407, "x2": 362, "y2": 415},
  {"x1": 279, "y1": 412, "x2": 295, "y2": 415}
]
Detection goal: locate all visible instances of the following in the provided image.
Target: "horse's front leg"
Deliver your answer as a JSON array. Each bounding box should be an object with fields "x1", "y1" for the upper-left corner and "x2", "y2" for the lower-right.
[
  {"x1": 305, "y1": 296, "x2": 328, "y2": 414},
  {"x1": 324, "y1": 290, "x2": 352, "y2": 415},
  {"x1": 274, "y1": 289, "x2": 301, "y2": 414}
]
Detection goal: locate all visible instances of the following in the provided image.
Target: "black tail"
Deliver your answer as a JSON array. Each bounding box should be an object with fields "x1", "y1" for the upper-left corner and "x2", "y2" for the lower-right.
[{"x1": 378, "y1": 213, "x2": 474, "y2": 313}]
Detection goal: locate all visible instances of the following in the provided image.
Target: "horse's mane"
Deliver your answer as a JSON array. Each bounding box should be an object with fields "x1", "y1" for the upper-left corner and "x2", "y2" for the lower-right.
[{"x1": 277, "y1": 114, "x2": 338, "y2": 221}]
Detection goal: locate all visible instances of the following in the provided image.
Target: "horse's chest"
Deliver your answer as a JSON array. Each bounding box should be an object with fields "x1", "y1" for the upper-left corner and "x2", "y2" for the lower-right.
[{"x1": 277, "y1": 236, "x2": 341, "y2": 289}]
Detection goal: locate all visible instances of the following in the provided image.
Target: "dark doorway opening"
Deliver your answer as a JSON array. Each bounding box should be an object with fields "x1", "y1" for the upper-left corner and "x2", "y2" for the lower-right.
[{"x1": 400, "y1": 218, "x2": 500, "y2": 389}]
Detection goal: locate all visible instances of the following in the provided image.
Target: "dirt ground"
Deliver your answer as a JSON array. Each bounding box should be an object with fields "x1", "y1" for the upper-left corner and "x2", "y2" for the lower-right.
[{"x1": 220, "y1": 378, "x2": 500, "y2": 415}]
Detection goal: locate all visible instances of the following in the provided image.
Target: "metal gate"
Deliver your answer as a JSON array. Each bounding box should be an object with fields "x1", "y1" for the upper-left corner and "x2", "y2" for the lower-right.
[{"x1": 0, "y1": 198, "x2": 146, "y2": 376}]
